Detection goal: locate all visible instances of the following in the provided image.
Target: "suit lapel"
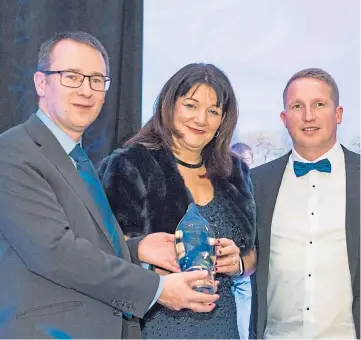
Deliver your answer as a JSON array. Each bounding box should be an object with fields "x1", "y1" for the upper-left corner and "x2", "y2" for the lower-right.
[
  {"x1": 253, "y1": 153, "x2": 289, "y2": 289},
  {"x1": 343, "y1": 147, "x2": 360, "y2": 285},
  {"x1": 24, "y1": 115, "x2": 125, "y2": 258}
]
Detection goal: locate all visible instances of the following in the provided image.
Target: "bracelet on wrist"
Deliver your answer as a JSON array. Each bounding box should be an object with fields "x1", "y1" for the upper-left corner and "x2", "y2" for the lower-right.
[{"x1": 238, "y1": 257, "x2": 245, "y2": 276}]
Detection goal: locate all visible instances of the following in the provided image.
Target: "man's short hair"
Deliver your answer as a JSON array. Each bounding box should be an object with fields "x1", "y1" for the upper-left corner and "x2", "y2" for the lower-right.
[
  {"x1": 283, "y1": 68, "x2": 339, "y2": 108},
  {"x1": 230, "y1": 142, "x2": 253, "y2": 156},
  {"x1": 37, "y1": 31, "x2": 109, "y2": 75}
]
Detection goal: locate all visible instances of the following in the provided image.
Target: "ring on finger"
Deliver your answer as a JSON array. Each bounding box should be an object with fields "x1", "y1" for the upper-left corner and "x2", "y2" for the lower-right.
[{"x1": 231, "y1": 255, "x2": 236, "y2": 266}]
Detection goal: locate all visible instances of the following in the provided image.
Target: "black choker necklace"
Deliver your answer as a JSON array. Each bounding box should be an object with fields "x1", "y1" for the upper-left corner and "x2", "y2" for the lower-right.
[{"x1": 175, "y1": 156, "x2": 204, "y2": 169}]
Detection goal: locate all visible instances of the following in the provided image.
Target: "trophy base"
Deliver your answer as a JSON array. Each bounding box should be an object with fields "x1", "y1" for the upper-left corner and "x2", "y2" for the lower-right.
[{"x1": 185, "y1": 266, "x2": 215, "y2": 294}]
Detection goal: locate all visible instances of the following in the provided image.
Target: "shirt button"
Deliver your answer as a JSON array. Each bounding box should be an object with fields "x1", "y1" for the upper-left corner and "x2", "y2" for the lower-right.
[
  {"x1": 310, "y1": 241, "x2": 313, "y2": 244},
  {"x1": 308, "y1": 274, "x2": 311, "y2": 277},
  {"x1": 306, "y1": 307, "x2": 310, "y2": 311}
]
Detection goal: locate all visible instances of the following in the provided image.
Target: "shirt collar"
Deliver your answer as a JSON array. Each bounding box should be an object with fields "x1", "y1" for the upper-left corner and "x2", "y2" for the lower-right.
[
  {"x1": 36, "y1": 109, "x2": 80, "y2": 155},
  {"x1": 288, "y1": 140, "x2": 343, "y2": 168}
]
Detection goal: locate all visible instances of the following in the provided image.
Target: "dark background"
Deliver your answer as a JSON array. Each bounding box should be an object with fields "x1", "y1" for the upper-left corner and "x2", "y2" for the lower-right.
[{"x1": 0, "y1": 0, "x2": 143, "y2": 165}]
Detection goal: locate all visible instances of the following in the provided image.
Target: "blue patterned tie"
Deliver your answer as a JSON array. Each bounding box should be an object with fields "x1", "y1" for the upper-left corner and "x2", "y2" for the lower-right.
[
  {"x1": 70, "y1": 144, "x2": 121, "y2": 256},
  {"x1": 293, "y1": 158, "x2": 332, "y2": 177}
]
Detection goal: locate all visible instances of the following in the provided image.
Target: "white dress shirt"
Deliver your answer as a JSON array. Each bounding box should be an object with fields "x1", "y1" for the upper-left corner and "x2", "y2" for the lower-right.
[{"x1": 265, "y1": 142, "x2": 355, "y2": 339}]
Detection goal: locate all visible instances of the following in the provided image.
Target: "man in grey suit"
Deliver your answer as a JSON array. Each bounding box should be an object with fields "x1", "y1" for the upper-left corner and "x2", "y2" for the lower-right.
[
  {"x1": 250, "y1": 68, "x2": 360, "y2": 339},
  {"x1": 0, "y1": 31, "x2": 219, "y2": 339}
]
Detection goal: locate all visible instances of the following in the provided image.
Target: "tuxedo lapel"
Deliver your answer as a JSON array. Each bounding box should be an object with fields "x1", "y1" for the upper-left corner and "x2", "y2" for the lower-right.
[
  {"x1": 343, "y1": 147, "x2": 360, "y2": 285},
  {"x1": 24, "y1": 115, "x2": 126, "y2": 258},
  {"x1": 252, "y1": 153, "x2": 289, "y2": 290}
]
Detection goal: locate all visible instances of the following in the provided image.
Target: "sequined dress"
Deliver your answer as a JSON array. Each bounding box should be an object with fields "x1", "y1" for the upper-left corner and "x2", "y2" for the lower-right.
[{"x1": 141, "y1": 184, "x2": 245, "y2": 339}]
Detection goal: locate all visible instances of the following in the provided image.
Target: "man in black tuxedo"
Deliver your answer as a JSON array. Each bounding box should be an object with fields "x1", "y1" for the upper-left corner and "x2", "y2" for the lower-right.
[{"x1": 251, "y1": 68, "x2": 360, "y2": 339}]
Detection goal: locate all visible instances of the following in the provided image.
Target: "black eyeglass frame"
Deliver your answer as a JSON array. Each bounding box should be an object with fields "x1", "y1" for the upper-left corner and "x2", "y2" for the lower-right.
[{"x1": 40, "y1": 70, "x2": 111, "y2": 92}]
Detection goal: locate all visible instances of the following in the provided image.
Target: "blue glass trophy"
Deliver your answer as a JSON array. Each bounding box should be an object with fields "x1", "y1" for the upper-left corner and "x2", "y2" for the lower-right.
[{"x1": 175, "y1": 203, "x2": 216, "y2": 294}]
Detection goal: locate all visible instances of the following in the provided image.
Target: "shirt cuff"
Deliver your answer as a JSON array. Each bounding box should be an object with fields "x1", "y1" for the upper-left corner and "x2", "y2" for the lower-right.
[
  {"x1": 141, "y1": 262, "x2": 151, "y2": 270},
  {"x1": 141, "y1": 262, "x2": 164, "y2": 311},
  {"x1": 148, "y1": 276, "x2": 164, "y2": 311}
]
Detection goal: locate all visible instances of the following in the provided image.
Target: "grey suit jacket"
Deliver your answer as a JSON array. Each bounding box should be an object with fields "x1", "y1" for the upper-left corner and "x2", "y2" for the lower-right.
[
  {"x1": 0, "y1": 115, "x2": 160, "y2": 339},
  {"x1": 250, "y1": 146, "x2": 360, "y2": 339}
]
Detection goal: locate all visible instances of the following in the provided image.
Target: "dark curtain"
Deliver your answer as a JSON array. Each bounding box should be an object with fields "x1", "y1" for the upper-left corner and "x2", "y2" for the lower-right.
[{"x1": 0, "y1": 0, "x2": 143, "y2": 165}]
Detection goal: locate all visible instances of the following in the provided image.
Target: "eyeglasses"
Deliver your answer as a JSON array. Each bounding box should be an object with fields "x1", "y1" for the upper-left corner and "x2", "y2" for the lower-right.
[{"x1": 40, "y1": 70, "x2": 111, "y2": 92}]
